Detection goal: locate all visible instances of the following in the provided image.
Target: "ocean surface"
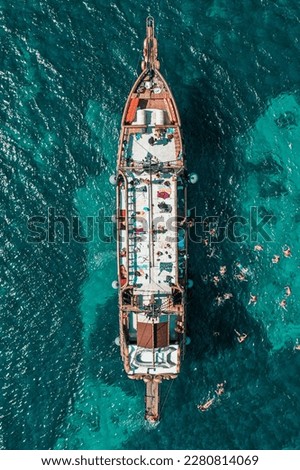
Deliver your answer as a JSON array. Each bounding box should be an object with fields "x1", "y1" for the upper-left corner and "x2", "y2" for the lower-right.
[{"x1": 1, "y1": 0, "x2": 300, "y2": 450}]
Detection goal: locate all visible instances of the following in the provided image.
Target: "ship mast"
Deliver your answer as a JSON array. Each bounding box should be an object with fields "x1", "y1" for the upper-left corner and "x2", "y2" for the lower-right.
[{"x1": 141, "y1": 16, "x2": 160, "y2": 71}]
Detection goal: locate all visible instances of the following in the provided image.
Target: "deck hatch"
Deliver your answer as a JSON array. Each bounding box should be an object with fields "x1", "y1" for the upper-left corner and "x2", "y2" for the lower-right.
[{"x1": 137, "y1": 322, "x2": 169, "y2": 348}]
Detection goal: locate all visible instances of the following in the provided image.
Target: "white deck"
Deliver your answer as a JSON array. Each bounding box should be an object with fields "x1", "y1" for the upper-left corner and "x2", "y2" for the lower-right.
[
  {"x1": 118, "y1": 105, "x2": 184, "y2": 375},
  {"x1": 128, "y1": 109, "x2": 176, "y2": 164},
  {"x1": 120, "y1": 107, "x2": 181, "y2": 297},
  {"x1": 125, "y1": 170, "x2": 178, "y2": 295},
  {"x1": 128, "y1": 345, "x2": 178, "y2": 375},
  {"x1": 130, "y1": 129, "x2": 176, "y2": 164}
]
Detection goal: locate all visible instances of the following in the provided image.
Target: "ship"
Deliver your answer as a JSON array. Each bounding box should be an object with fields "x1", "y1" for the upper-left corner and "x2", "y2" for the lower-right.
[{"x1": 116, "y1": 16, "x2": 187, "y2": 422}]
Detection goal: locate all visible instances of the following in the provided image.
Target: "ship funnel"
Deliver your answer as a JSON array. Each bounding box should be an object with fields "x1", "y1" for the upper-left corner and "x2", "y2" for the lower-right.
[{"x1": 141, "y1": 16, "x2": 160, "y2": 71}]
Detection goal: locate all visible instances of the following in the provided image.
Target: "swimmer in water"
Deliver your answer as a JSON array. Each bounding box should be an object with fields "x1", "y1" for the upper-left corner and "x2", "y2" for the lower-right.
[
  {"x1": 234, "y1": 329, "x2": 248, "y2": 343},
  {"x1": 213, "y1": 275, "x2": 220, "y2": 286},
  {"x1": 272, "y1": 255, "x2": 280, "y2": 264},
  {"x1": 279, "y1": 299, "x2": 287, "y2": 311},
  {"x1": 207, "y1": 247, "x2": 217, "y2": 258},
  {"x1": 284, "y1": 286, "x2": 291, "y2": 297},
  {"x1": 223, "y1": 293, "x2": 233, "y2": 300},
  {"x1": 249, "y1": 293, "x2": 257, "y2": 305},
  {"x1": 235, "y1": 272, "x2": 247, "y2": 282},
  {"x1": 219, "y1": 265, "x2": 227, "y2": 276},
  {"x1": 215, "y1": 383, "x2": 225, "y2": 396},
  {"x1": 197, "y1": 397, "x2": 215, "y2": 411},
  {"x1": 254, "y1": 244, "x2": 263, "y2": 251},
  {"x1": 282, "y1": 245, "x2": 292, "y2": 258},
  {"x1": 235, "y1": 262, "x2": 249, "y2": 275}
]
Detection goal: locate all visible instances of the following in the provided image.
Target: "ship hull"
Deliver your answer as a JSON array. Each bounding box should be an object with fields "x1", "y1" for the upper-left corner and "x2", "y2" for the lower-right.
[{"x1": 116, "y1": 17, "x2": 187, "y2": 421}]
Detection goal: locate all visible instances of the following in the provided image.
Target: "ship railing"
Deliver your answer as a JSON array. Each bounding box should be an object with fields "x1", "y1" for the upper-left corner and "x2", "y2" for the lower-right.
[
  {"x1": 120, "y1": 161, "x2": 183, "y2": 172},
  {"x1": 117, "y1": 171, "x2": 130, "y2": 291}
]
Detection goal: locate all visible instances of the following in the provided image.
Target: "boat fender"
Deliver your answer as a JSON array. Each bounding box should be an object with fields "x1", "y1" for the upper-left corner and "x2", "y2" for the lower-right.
[
  {"x1": 186, "y1": 336, "x2": 191, "y2": 346},
  {"x1": 189, "y1": 173, "x2": 198, "y2": 184},
  {"x1": 109, "y1": 174, "x2": 117, "y2": 185},
  {"x1": 114, "y1": 336, "x2": 120, "y2": 346},
  {"x1": 112, "y1": 280, "x2": 119, "y2": 289},
  {"x1": 187, "y1": 279, "x2": 194, "y2": 289}
]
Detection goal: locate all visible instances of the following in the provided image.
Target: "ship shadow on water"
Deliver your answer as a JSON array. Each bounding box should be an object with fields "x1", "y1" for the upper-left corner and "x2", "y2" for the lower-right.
[
  {"x1": 164, "y1": 76, "x2": 276, "y2": 424},
  {"x1": 90, "y1": 295, "x2": 144, "y2": 398},
  {"x1": 179, "y1": 77, "x2": 267, "y2": 352}
]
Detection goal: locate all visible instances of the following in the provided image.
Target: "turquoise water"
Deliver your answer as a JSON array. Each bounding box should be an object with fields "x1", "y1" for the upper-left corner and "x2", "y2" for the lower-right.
[{"x1": 1, "y1": 0, "x2": 300, "y2": 450}]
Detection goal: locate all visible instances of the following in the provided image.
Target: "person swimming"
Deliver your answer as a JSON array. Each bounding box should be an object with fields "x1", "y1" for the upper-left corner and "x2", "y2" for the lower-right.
[
  {"x1": 272, "y1": 254, "x2": 280, "y2": 264},
  {"x1": 207, "y1": 247, "x2": 217, "y2": 258},
  {"x1": 282, "y1": 245, "x2": 292, "y2": 258},
  {"x1": 234, "y1": 329, "x2": 248, "y2": 343},
  {"x1": 197, "y1": 397, "x2": 215, "y2": 411},
  {"x1": 254, "y1": 244, "x2": 263, "y2": 251},
  {"x1": 235, "y1": 262, "x2": 248, "y2": 274},
  {"x1": 219, "y1": 265, "x2": 227, "y2": 276},
  {"x1": 223, "y1": 293, "x2": 233, "y2": 300},
  {"x1": 249, "y1": 293, "x2": 257, "y2": 305},
  {"x1": 279, "y1": 299, "x2": 287, "y2": 311},
  {"x1": 284, "y1": 286, "x2": 291, "y2": 297},
  {"x1": 235, "y1": 272, "x2": 247, "y2": 282},
  {"x1": 215, "y1": 383, "x2": 225, "y2": 396}
]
